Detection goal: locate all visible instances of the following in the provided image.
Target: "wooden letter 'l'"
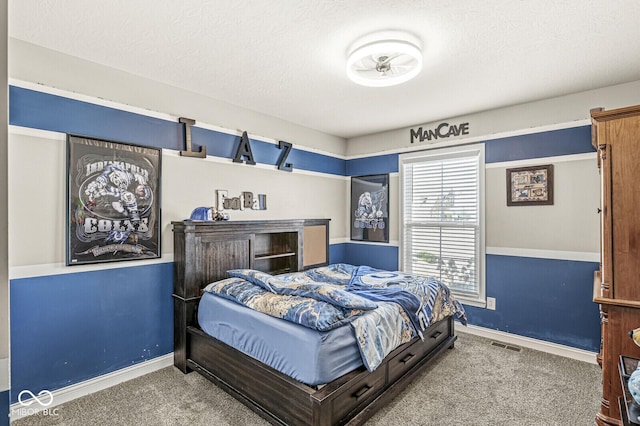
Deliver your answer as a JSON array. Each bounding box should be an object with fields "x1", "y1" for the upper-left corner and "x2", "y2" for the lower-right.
[{"x1": 179, "y1": 117, "x2": 206, "y2": 158}]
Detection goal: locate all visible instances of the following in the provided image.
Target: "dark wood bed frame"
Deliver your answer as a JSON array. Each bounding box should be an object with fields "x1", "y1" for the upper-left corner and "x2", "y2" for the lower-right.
[{"x1": 172, "y1": 219, "x2": 458, "y2": 426}]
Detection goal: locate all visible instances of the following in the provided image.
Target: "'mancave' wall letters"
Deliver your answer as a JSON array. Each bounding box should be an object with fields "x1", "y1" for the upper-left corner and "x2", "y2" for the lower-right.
[
  {"x1": 178, "y1": 118, "x2": 294, "y2": 171},
  {"x1": 410, "y1": 121, "x2": 470, "y2": 143}
]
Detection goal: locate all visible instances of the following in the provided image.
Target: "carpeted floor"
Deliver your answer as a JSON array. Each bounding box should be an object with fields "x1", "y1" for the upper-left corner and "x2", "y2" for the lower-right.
[{"x1": 12, "y1": 332, "x2": 602, "y2": 425}]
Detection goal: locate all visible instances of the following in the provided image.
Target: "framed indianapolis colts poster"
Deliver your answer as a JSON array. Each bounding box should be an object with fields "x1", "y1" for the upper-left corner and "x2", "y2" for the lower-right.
[{"x1": 66, "y1": 134, "x2": 162, "y2": 266}]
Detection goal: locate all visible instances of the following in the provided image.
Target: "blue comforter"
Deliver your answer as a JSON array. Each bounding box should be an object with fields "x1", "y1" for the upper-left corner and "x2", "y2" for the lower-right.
[{"x1": 204, "y1": 264, "x2": 467, "y2": 371}]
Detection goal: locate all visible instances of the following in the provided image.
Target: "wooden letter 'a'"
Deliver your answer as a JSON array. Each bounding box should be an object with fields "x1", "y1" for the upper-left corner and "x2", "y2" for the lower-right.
[
  {"x1": 179, "y1": 117, "x2": 206, "y2": 158},
  {"x1": 233, "y1": 131, "x2": 256, "y2": 165}
]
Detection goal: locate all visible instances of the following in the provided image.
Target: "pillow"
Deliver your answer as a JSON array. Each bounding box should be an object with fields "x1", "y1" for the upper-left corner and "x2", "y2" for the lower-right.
[
  {"x1": 203, "y1": 277, "x2": 251, "y2": 294},
  {"x1": 303, "y1": 263, "x2": 357, "y2": 285},
  {"x1": 204, "y1": 276, "x2": 364, "y2": 331},
  {"x1": 226, "y1": 269, "x2": 274, "y2": 291}
]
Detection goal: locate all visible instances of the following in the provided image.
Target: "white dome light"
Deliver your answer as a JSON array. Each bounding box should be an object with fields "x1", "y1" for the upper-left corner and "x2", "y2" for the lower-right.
[{"x1": 346, "y1": 37, "x2": 422, "y2": 87}]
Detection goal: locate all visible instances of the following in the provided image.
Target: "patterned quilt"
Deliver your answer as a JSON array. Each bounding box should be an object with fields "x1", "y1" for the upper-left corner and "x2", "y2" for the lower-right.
[
  {"x1": 204, "y1": 276, "x2": 368, "y2": 332},
  {"x1": 204, "y1": 263, "x2": 467, "y2": 372}
]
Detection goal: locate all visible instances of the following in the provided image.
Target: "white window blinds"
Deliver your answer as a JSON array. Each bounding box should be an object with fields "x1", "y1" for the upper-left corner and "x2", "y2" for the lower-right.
[{"x1": 400, "y1": 145, "x2": 485, "y2": 302}]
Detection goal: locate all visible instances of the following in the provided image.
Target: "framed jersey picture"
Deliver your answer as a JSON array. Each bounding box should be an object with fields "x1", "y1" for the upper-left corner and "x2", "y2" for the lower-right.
[
  {"x1": 506, "y1": 164, "x2": 554, "y2": 206},
  {"x1": 66, "y1": 135, "x2": 162, "y2": 265}
]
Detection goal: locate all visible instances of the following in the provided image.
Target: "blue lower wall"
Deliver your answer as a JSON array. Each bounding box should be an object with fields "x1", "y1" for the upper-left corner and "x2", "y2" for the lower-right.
[
  {"x1": 10, "y1": 263, "x2": 173, "y2": 403},
  {"x1": 328, "y1": 243, "x2": 347, "y2": 265},
  {"x1": 8, "y1": 244, "x2": 600, "y2": 404},
  {"x1": 336, "y1": 242, "x2": 601, "y2": 352},
  {"x1": 1, "y1": 390, "x2": 8, "y2": 426},
  {"x1": 8, "y1": 244, "x2": 347, "y2": 401},
  {"x1": 467, "y1": 254, "x2": 600, "y2": 351},
  {"x1": 342, "y1": 243, "x2": 399, "y2": 271}
]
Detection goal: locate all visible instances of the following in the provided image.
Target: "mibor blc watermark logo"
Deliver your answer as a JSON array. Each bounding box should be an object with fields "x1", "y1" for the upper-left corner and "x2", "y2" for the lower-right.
[{"x1": 11, "y1": 389, "x2": 59, "y2": 418}]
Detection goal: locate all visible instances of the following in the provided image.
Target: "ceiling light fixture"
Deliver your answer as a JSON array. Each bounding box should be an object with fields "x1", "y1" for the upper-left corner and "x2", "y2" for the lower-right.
[{"x1": 346, "y1": 32, "x2": 423, "y2": 87}]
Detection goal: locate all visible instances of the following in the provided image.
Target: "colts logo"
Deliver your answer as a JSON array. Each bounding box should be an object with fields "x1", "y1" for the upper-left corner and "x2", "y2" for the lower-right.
[{"x1": 18, "y1": 389, "x2": 54, "y2": 407}]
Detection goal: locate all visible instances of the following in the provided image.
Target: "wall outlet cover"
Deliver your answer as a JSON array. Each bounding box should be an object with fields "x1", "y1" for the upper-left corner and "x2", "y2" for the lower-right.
[{"x1": 487, "y1": 297, "x2": 496, "y2": 310}]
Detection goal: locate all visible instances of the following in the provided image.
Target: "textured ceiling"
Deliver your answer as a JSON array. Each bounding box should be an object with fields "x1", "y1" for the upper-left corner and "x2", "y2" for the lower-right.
[{"x1": 9, "y1": 0, "x2": 640, "y2": 139}]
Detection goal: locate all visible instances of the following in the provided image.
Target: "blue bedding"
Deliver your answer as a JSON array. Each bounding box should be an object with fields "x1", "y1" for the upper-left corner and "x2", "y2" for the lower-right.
[
  {"x1": 202, "y1": 263, "x2": 467, "y2": 373},
  {"x1": 204, "y1": 277, "x2": 365, "y2": 331},
  {"x1": 348, "y1": 265, "x2": 468, "y2": 334},
  {"x1": 198, "y1": 292, "x2": 363, "y2": 386}
]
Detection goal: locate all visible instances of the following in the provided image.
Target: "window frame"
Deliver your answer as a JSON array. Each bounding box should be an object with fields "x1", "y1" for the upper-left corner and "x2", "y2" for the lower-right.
[{"x1": 399, "y1": 144, "x2": 486, "y2": 307}]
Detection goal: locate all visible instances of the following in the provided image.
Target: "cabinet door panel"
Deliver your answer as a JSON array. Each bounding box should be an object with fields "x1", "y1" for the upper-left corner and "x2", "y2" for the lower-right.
[
  {"x1": 608, "y1": 116, "x2": 640, "y2": 300},
  {"x1": 194, "y1": 234, "x2": 252, "y2": 285}
]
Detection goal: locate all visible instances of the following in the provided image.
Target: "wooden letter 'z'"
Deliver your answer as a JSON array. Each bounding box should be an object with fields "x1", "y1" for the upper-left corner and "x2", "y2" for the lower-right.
[
  {"x1": 277, "y1": 141, "x2": 293, "y2": 172},
  {"x1": 233, "y1": 131, "x2": 256, "y2": 165},
  {"x1": 179, "y1": 117, "x2": 206, "y2": 158}
]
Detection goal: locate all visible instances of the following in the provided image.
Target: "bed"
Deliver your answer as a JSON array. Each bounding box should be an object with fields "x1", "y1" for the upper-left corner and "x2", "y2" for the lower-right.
[{"x1": 172, "y1": 219, "x2": 466, "y2": 426}]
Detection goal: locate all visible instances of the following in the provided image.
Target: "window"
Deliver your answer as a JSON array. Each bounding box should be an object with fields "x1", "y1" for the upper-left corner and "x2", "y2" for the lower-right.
[{"x1": 399, "y1": 145, "x2": 485, "y2": 306}]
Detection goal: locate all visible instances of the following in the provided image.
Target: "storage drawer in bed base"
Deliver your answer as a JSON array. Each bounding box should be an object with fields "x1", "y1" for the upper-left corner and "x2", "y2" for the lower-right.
[
  {"x1": 184, "y1": 317, "x2": 456, "y2": 426},
  {"x1": 388, "y1": 319, "x2": 451, "y2": 383}
]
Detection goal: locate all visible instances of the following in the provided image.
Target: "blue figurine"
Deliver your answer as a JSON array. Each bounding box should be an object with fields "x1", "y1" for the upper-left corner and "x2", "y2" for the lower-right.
[
  {"x1": 630, "y1": 367, "x2": 640, "y2": 405},
  {"x1": 629, "y1": 327, "x2": 640, "y2": 405},
  {"x1": 189, "y1": 206, "x2": 229, "y2": 221}
]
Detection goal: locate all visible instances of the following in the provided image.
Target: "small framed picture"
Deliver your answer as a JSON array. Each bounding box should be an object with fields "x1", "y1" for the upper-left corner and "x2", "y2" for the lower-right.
[
  {"x1": 351, "y1": 174, "x2": 389, "y2": 242},
  {"x1": 506, "y1": 164, "x2": 553, "y2": 206},
  {"x1": 66, "y1": 134, "x2": 162, "y2": 265}
]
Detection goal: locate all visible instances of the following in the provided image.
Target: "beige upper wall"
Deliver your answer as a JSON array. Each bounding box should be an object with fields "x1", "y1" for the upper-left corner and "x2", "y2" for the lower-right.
[
  {"x1": 10, "y1": 37, "x2": 637, "y2": 264},
  {"x1": 485, "y1": 159, "x2": 599, "y2": 253},
  {"x1": 8, "y1": 124, "x2": 348, "y2": 268},
  {"x1": 383, "y1": 151, "x2": 601, "y2": 256},
  {"x1": 347, "y1": 80, "x2": 640, "y2": 157},
  {"x1": 346, "y1": 80, "x2": 640, "y2": 257},
  {"x1": 160, "y1": 153, "x2": 347, "y2": 254},
  {"x1": 9, "y1": 38, "x2": 347, "y2": 157},
  {"x1": 8, "y1": 38, "x2": 352, "y2": 265}
]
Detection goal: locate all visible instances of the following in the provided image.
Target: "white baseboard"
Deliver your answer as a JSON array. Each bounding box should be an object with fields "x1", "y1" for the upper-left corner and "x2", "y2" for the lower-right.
[
  {"x1": 9, "y1": 353, "x2": 173, "y2": 421},
  {"x1": 458, "y1": 324, "x2": 598, "y2": 364},
  {"x1": 7, "y1": 327, "x2": 598, "y2": 421}
]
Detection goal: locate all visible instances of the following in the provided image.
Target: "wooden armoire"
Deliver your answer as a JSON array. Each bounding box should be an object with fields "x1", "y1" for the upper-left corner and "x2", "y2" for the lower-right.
[{"x1": 592, "y1": 105, "x2": 640, "y2": 425}]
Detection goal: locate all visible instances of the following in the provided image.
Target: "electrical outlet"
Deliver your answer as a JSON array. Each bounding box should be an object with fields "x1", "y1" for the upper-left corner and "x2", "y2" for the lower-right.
[{"x1": 486, "y1": 297, "x2": 496, "y2": 310}]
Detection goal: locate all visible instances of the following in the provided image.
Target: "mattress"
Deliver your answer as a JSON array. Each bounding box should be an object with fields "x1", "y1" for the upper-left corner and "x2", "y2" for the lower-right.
[{"x1": 197, "y1": 291, "x2": 364, "y2": 386}]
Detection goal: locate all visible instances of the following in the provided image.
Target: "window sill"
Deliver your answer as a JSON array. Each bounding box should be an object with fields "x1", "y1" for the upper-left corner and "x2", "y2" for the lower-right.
[{"x1": 456, "y1": 296, "x2": 486, "y2": 309}]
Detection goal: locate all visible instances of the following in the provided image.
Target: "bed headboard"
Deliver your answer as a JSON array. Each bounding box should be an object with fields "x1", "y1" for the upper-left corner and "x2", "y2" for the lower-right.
[{"x1": 171, "y1": 219, "x2": 330, "y2": 371}]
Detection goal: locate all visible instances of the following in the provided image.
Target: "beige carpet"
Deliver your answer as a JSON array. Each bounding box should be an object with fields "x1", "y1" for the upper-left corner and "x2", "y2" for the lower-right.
[{"x1": 12, "y1": 332, "x2": 601, "y2": 425}]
